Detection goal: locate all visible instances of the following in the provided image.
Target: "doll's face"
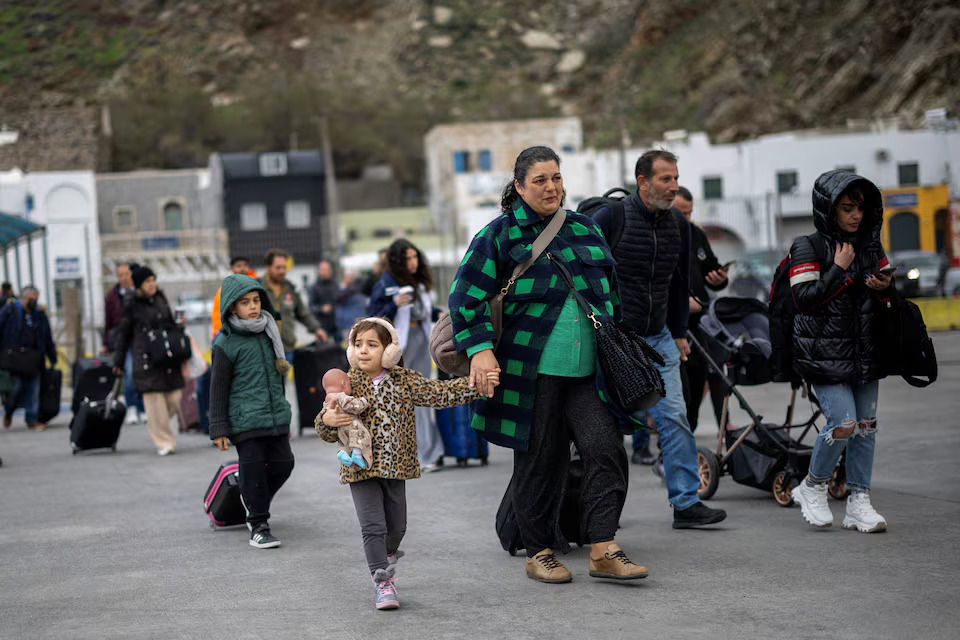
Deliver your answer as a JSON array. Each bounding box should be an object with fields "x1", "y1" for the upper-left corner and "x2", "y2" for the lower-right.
[{"x1": 322, "y1": 370, "x2": 350, "y2": 395}]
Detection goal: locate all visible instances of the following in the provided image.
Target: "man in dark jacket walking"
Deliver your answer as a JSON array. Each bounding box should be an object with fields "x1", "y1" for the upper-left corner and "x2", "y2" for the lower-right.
[
  {"x1": 257, "y1": 249, "x2": 327, "y2": 360},
  {"x1": 675, "y1": 187, "x2": 730, "y2": 433},
  {"x1": 1, "y1": 286, "x2": 57, "y2": 430},
  {"x1": 103, "y1": 261, "x2": 144, "y2": 423},
  {"x1": 594, "y1": 150, "x2": 726, "y2": 529},
  {"x1": 309, "y1": 260, "x2": 339, "y2": 340}
]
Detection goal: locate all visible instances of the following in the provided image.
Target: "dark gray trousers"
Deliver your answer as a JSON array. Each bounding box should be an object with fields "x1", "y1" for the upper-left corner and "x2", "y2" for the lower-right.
[
  {"x1": 350, "y1": 477, "x2": 407, "y2": 573},
  {"x1": 512, "y1": 374, "x2": 628, "y2": 557}
]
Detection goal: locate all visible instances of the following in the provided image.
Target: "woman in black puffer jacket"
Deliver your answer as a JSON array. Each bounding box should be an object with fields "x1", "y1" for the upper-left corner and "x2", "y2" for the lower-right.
[
  {"x1": 788, "y1": 170, "x2": 893, "y2": 534},
  {"x1": 113, "y1": 266, "x2": 185, "y2": 456}
]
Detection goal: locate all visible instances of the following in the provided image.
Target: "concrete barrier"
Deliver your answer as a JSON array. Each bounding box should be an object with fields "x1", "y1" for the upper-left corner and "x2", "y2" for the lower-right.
[{"x1": 913, "y1": 297, "x2": 960, "y2": 330}]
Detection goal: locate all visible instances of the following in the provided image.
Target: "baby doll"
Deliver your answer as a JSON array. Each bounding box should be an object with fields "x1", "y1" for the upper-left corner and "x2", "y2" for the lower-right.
[{"x1": 317, "y1": 368, "x2": 372, "y2": 469}]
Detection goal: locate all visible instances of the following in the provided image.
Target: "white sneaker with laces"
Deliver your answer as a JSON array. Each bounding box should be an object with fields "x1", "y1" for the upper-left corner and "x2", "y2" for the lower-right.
[
  {"x1": 125, "y1": 407, "x2": 140, "y2": 425},
  {"x1": 792, "y1": 480, "x2": 833, "y2": 528},
  {"x1": 843, "y1": 492, "x2": 887, "y2": 533}
]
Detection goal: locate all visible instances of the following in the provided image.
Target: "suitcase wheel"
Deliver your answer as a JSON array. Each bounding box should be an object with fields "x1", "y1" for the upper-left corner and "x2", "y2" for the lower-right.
[
  {"x1": 456, "y1": 457, "x2": 468, "y2": 468},
  {"x1": 480, "y1": 456, "x2": 489, "y2": 466}
]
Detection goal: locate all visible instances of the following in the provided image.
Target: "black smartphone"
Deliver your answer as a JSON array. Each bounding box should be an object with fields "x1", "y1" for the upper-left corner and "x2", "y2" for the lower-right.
[
  {"x1": 878, "y1": 264, "x2": 896, "y2": 276},
  {"x1": 721, "y1": 260, "x2": 736, "y2": 270}
]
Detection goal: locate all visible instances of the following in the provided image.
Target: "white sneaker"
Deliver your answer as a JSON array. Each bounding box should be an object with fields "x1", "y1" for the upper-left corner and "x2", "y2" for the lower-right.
[
  {"x1": 792, "y1": 481, "x2": 833, "y2": 527},
  {"x1": 843, "y1": 492, "x2": 887, "y2": 533},
  {"x1": 125, "y1": 408, "x2": 140, "y2": 425},
  {"x1": 157, "y1": 447, "x2": 175, "y2": 456}
]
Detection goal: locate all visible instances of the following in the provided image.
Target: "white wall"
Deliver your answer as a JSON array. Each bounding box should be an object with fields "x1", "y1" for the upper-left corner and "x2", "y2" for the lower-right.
[{"x1": 0, "y1": 170, "x2": 103, "y2": 354}]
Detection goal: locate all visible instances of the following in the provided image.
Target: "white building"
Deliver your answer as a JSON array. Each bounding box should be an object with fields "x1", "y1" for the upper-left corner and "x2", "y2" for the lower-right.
[
  {"x1": 428, "y1": 116, "x2": 960, "y2": 265},
  {"x1": 0, "y1": 169, "x2": 104, "y2": 354}
]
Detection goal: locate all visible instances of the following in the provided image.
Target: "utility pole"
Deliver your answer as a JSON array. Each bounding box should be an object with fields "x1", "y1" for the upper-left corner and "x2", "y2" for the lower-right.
[{"x1": 318, "y1": 116, "x2": 339, "y2": 263}]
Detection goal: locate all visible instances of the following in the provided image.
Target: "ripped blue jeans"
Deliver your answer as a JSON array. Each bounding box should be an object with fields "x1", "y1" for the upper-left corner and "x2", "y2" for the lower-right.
[{"x1": 809, "y1": 381, "x2": 879, "y2": 492}]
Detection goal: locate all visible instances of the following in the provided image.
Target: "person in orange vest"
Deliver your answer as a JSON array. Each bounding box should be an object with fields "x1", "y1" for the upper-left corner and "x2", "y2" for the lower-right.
[{"x1": 212, "y1": 257, "x2": 258, "y2": 339}]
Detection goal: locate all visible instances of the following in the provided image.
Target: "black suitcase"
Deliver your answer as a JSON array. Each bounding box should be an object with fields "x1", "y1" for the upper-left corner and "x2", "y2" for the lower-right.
[
  {"x1": 37, "y1": 368, "x2": 62, "y2": 424},
  {"x1": 71, "y1": 364, "x2": 116, "y2": 414},
  {"x1": 496, "y1": 457, "x2": 584, "y2": 556},
  {"x1": 204, "y1": 461, "x2": 246, "y2": 528},
  {"x1": 293, "y1": 341, "x2": 349, "y2": 435},
  {"x1": 70, "y1": 381, "x2": 125, "y2": 454}
]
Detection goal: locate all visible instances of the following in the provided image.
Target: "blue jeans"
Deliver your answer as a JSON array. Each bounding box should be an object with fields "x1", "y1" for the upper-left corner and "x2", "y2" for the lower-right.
[
  {"x1": 631, "y1": 413, "x2": 650, "y2": 449},
  {"x1": 124, "y1": 351, "x2": 144, "y2": 413},
  {"x1": 635, "y1": 327, "x2": 701, "y2": 510},
  {"x1": 809, "y1": 381, "x2": 879, "y2": 492},
  {"x1": 4, "y1": 373, "x2": 40, "y2": 424}
]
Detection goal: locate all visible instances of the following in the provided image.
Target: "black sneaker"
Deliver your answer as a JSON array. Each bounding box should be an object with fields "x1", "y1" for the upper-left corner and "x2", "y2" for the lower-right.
[
  {"x1": 250, "y1": 525, "x2": 281, "y2": 549},
  {"x1": 631, "y1": 445, "x2": 655, "y2": 465},
  {"x1": 673, "y1": 501, "x2": 727, "y2": 529}
]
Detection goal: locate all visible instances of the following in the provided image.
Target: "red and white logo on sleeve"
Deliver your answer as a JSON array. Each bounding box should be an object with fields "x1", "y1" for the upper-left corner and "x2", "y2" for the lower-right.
[{"x1": 789, "y1": 262, "x2": 820, "y2": 286}]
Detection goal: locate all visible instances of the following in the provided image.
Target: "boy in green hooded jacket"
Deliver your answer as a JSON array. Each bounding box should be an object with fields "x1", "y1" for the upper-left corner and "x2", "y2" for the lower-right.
[{"x1": 209, "y1": 274, "x2": 294, "y2": 549}]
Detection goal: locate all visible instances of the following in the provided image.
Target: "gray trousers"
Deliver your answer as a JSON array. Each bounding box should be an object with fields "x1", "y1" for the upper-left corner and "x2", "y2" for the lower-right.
[{"x1": 350, "y1": 477, "x2": 407, "y2": 573}]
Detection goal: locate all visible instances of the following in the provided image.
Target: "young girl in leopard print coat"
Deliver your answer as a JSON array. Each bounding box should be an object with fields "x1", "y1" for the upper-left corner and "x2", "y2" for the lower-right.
[{"x1": 316, "y1": 317, "x2": 499, "y2": 610}]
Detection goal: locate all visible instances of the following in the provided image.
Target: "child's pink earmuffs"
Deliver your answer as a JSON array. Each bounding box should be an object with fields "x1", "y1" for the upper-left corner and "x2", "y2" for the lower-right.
[{"x1": 346, "y1": 317, "x2": 402, "y2": 369}]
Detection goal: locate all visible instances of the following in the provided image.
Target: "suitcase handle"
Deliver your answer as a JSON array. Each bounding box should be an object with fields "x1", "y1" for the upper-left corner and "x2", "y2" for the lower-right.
[{"x1": 105, "y1": 377, "x2": 123, "y2": 408}]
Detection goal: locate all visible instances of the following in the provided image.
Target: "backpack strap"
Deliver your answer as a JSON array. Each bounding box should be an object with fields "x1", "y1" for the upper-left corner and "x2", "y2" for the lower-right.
[{"x1": 608, "y1": 199, "x2": 625, "y2": 252}]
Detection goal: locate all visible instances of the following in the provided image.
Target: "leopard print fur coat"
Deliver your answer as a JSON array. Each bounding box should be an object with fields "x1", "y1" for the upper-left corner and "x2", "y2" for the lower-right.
[{"x1": 316, "y1": 367, "x2": 481, "y2": 484}]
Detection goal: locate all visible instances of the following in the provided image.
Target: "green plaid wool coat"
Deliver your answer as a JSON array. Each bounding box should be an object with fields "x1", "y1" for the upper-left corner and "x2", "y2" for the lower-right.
[{"x1": 448, "y1": 200, "x2": 644, "y2": 451}]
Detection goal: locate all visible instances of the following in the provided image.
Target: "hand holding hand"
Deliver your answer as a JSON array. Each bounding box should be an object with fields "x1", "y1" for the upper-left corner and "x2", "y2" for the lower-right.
[
  {"x1": 469, "y1": 349, "x2": 500, "y2": 398},
  {"x1": 214, "y1": 437, "x2": 229, "y2": 451},
  {"x1": 835, "y1": 242, "x2": 856, "y2": 270}
]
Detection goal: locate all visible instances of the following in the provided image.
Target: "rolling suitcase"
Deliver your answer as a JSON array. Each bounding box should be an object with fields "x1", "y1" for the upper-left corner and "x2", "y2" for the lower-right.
[
  {"x1": 71, "y1": 364, "x2": 115, "y2": 414},
  {"x1": 178, "y1": 377, "x2": 200, "y2": 432},
  {"x1": 435, "y1": 403, "x2": 488, "y2": 466},
  {"x1": 293, "y1": 341, "x2": 349, "y2": 435},
  {"x1": 72, "y1": 357, "x2": 112, "y2": 392},
  {"x1": 204, "y1": 461, "x2": 245, "y2": 528},
  {"x1": 37, "y1": 368, "x2": 62, "y2": 424},
  {"x1": 70, "y1": 380, "x2": 125, "y2": 454}
]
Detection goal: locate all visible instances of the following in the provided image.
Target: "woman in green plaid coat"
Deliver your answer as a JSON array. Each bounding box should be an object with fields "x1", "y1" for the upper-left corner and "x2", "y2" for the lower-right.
[{"x1": 448, "y1": 146, "x2": 649, "y2": 585}]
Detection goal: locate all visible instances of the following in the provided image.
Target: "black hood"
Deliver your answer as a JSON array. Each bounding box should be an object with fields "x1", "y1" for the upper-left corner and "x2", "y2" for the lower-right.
[{"x1": 811, "y1": 170, "x2": 883, "y2": 248}]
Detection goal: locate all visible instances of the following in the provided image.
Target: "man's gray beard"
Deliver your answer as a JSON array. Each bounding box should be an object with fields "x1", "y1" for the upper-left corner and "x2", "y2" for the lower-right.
[{"x1": 650, "y1": 196, "x2": 674, "y2": 211}]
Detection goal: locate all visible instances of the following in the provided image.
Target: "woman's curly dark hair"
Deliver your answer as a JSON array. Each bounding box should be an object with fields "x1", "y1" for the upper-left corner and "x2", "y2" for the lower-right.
[{"x1": 386, "y1": 238, "x2": 432, "y2": 292}]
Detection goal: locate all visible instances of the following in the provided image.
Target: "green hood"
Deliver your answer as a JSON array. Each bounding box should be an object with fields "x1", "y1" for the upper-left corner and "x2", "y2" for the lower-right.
[{"x1": 218, "y1": 274, "x2": 279, "y2": 327}]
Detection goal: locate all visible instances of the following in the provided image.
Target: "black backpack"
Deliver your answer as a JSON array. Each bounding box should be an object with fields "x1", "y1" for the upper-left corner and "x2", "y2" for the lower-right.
[
  {"x1": 768, "y1": 233, "x2": 822, "y2": 385},
  {"x1": 577, "y1": 188, "x2": 630, "y2": 251},
  {"x1": 882, "y1": 294, "x2": 937, "y2": 387}
]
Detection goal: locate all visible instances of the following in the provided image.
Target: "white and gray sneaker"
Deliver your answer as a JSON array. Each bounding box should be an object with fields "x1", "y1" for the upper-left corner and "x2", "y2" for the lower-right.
[
  {"x1": 843, "y1": 492, "x2": 887, "y2": 533},
  {"x1": 792, "y1": 481, "x2": 833, "y2": 528},
  {"x1": 250, "y1": 525, "x2": 281, "y2": 549}
]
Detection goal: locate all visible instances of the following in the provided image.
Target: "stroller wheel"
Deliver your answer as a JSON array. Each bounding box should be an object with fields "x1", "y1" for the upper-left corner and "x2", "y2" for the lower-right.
[
  {"x1": 772, "y1": 471, "x2": 795, "y2": 507},
  {"x1": 828, "y1": 465, "x2": 850, "y2": 500},
  {"x1": 696, "y1": 447, "x2": 719, "y2": 500}
]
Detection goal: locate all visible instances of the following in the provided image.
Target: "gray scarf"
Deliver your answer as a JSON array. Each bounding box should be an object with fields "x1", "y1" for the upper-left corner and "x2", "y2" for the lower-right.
[{"x1": 227, "y1": 312, "x2": 291, "y2": 375}]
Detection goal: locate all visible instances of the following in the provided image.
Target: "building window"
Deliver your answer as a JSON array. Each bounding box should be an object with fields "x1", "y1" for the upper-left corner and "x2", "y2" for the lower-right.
[
  {"x1": 477, "y1": 150, "x2": 492, "y2": 172},
  {"x1": 162, "y1": 201, "x2": 184, "y2": 231},
  {"x1": 240, "y1": 202, "x2": 268, "y2": 230},
  {"x1": 113, "y1": 206, "x2": 136, "y2": 231},
  {"x1": 703, "y1": 177, "x2": 723, "y2": 200},
  {"x1": 776, "y1": 171, "x2": 798, "y2": 194},
  {"x1": 284, "y1": 200, "x2": 310, "y2": 229},
  {"x1": 836, "y1": 165, "x2": 856, "y2": 174},
  {"x1": 453, "y1": 151, "x2": 470, "y2": 174},
  {"x1": 898, "y1": 162, "x2": 919, "y2": 186},
  {"x1": 259, "y1": 153, "x2": 288, "y2": 177}
]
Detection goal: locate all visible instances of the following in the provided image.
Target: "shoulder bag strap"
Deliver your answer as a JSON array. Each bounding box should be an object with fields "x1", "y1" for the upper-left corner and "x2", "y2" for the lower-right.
[{"x1": 489, "y1": 210, "x2": 567, "y2": 339}]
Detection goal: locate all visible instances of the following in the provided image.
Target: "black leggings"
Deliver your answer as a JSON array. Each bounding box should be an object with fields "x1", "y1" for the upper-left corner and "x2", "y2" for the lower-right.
[{"x1": 512, "y1": 375, "x2": 628, "y2": 557}]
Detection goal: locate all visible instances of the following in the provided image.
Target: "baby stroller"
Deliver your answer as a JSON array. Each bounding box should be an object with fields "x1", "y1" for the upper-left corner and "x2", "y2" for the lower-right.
[{"x1": 686, "y1": 297, "x2": 849, "y2": 506}]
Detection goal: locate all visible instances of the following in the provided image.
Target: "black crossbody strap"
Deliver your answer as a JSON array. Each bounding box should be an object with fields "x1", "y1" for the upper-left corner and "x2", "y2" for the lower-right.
[{"x1": 547, "y1": 253, "x2": 602, "y2": 328}]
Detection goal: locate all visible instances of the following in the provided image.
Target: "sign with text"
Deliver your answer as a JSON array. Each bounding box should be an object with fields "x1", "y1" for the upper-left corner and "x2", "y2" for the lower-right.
[
  {"x1": 55, "y1": 256, "x2": 81, "y2": 275},
  {"x1": 884, "y1": 192, "x2": 918, "y2": 209},
  {"x1": 142, "y1": 236, "x2": 180, "y2": 251}
]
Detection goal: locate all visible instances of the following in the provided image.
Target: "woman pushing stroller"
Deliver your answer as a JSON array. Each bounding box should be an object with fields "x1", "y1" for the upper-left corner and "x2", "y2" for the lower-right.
[{"x1": 789, "y1": 170, "x2": 892, "y2": 533}]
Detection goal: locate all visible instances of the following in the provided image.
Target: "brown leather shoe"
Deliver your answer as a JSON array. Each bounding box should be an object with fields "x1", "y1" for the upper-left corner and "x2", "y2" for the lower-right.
[
  {"x1": 27, "y1": 422, "x2": 48, "y2": 431},
  {"x1": 588, "y1": 543, "x2": 648, "y2": 580},
  {"x1": 525, "y1": 548, "x2": 572, "y2": 584}
]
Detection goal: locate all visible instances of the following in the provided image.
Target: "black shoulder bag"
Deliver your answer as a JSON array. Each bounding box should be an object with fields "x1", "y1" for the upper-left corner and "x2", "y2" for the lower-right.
[{"x1": 548, "y1": 255, "x2": 666, "y2": 413}]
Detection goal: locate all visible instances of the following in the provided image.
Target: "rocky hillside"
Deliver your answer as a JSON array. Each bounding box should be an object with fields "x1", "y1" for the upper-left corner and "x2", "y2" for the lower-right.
[{"x1": 1, "y1": 0, "x2": 957, "y2": 179}]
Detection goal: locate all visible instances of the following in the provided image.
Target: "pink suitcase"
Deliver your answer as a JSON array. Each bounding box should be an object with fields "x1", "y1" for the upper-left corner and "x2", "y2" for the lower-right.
[{"x1": 203, "y1": 461, "x2": 245, "y2": 528}]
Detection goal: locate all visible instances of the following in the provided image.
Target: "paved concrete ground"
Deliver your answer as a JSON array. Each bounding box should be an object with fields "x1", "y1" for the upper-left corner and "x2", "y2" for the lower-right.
[{"x1": 2, "y1": 333, "x2": 959, "y2": 640}]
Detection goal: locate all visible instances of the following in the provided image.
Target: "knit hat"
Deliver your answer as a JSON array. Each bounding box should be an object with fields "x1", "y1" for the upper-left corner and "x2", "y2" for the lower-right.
[{"x1": 132, "y1": 265, "x2": 156, "y2": 290}]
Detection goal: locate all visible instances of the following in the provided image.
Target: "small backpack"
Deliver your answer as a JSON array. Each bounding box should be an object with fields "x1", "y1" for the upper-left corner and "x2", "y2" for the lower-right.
[
  {"x1": 767, "y1": 233, "x2": 822, "y2": 384},
  {"x1": 576, "y1": 188, "x2": 630, "y2": 251}
]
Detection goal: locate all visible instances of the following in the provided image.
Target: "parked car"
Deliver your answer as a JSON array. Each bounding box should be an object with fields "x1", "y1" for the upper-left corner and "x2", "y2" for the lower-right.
[
  {"x1": 727, "y1": 249, "x2": 783, "y2": 302},
  {"x1": 888, "y1": 251, "x2": 946, "y2": 298},
  {"x1": 944, "y1": 267, "x2": 960, "y2": 297},
  {"x1": 176, "y1": 292, "x2": 214, "y2": 324}
]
